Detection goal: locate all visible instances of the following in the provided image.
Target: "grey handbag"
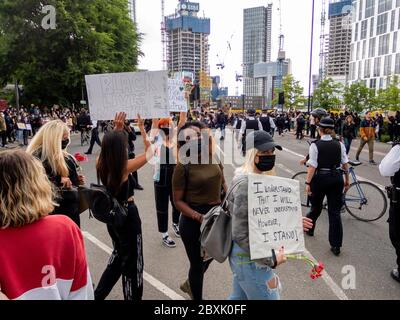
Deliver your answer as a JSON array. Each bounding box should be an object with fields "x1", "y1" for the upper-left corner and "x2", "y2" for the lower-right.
[{"x1": 200, "y1": 178, "x2": 246, "y2": 263}]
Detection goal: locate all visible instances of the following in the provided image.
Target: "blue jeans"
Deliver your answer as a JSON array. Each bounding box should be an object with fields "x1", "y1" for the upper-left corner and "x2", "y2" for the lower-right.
[
  {"x1": 228, "y1": 242, "x2": 281, "y2": 300},
  {"x1": 343, "y1": 137, "x2": 353, "y2": 155}
]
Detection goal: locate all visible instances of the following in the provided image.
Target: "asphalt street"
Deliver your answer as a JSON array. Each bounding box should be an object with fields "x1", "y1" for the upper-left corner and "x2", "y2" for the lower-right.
[{"x1": 61, "y1": 129, "x2": 400, "y2": 300}]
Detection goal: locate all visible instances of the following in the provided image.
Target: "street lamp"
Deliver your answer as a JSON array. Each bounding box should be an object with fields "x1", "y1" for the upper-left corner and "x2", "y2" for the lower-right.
[{"x1": 307, "y1": 0, "x2": 315, "y2": 113}]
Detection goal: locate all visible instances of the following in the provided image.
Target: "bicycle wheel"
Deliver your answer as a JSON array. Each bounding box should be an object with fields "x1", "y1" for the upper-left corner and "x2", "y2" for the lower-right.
[
  {"x1": 344, "y1": 181, "x2": 388, "y2": 222},
  {"x1": 291, "y1": 171, "x2": 310, "y2": 207}
]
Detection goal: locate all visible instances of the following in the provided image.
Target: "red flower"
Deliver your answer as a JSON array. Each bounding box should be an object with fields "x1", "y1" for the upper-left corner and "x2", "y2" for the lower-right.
[{"x1": 74, "y1": 153, "x2": 88, "y2": 163}]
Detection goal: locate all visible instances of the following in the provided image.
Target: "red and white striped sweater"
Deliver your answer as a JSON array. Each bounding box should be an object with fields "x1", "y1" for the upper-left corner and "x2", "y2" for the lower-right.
[{"x1": 0, "y1": 215, "x2": 93, "y2": 300}]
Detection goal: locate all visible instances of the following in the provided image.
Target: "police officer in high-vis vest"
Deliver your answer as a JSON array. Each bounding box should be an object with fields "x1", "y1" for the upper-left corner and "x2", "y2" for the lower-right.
[
  {"x1": 379, "y1": 142, "x2": 400, "y2": 283},
  {"x1": 305, "y1": 117, "x2": 350, "y2": 256},
  {"x1": 239, "y1": 109, "x2": 263, "y2": 156}
]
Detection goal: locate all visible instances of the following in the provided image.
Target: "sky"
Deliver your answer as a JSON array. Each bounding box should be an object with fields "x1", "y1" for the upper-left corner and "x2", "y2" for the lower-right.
[{"x1": 136, "y1": 0, "x2": 328, "y2": 96}]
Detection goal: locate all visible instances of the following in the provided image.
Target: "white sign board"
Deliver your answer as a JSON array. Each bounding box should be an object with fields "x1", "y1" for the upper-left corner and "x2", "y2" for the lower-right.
[
  {"x1": 168, "y1": 79, "x2": 187, "y2": 112},
  {"x1": 248, "y1": 174, "x2": 305, "y2": 260},
  {"x1": 85, "y1": 71, "x2": 170, "y2": 120}
]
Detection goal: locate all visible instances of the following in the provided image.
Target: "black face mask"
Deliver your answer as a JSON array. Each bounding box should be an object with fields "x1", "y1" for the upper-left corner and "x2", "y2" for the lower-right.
[
  {"x1": 61, "y1": 139, "x2": 70, "y2": 150},
  {"x1": 255, "y1": 155, "x2": 276, "y2": 172},
  {"x1": 160, "y1": 127, "x2": 170, "y2": 136}
]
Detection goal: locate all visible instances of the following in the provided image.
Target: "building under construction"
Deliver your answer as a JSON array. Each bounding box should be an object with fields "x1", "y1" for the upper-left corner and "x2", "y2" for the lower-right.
[
  {"x1": 165, "y1": 1, "x2": 210, "y2": 84},
  {"x1": 325, "y1": 0, "x2": 352, "y2": 83}
]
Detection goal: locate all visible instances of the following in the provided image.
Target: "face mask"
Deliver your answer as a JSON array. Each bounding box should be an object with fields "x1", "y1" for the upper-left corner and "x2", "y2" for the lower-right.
[
  {"x1": 61, "y1": 139, "x2": 70, "y2": 150},
  {"x1": 255, "y1": 155, "x2": 276, "y2": 172},
  {"x1": 160, "y1": 127, "x2": 170, "y2": 136}
]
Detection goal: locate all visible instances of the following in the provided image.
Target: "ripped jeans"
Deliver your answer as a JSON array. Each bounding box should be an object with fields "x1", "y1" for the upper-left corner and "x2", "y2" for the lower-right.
[{"x1": 228, "y1": 242, "x2": 281, "y2": 300}]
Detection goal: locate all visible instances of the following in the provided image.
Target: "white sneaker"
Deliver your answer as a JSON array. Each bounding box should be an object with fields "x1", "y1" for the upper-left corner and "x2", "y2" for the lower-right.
[
  {"x1": 162, "y1": 236, "x2": 176, "y2": 248},
  {"x1": 172, "y1": 224, "x2": 181, "y2": 238}
]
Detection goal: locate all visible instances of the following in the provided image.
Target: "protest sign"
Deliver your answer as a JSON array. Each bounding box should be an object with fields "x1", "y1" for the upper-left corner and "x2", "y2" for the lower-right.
[
  {"x1": 248, "y1": 174, "x2": 305, "y2": 260},
  {"x1": 16, "y1": 123, "x2": 26, "y2": 130},
  {"x1": 85, "y1": 71, "x2": 169, "y2": 120},
  {"x1": 168, "y1": 79, "x2": 187, "y2": 112}
]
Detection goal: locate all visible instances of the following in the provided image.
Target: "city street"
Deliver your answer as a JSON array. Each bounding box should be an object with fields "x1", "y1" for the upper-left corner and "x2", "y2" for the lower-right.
[{"x1": 65, "y1": 129, "x2": 400, "y2": 301}]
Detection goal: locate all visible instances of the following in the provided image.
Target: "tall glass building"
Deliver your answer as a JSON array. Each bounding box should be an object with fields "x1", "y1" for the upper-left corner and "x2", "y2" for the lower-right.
[
  {"x1": 128, "y1": 0, "x2": 136, "y2": 23},
  {"x1": 349, "y1": 0, "x2": 400, "y2": 90},
  {"x1": 243, "y1": 5, "x2": 273, "y2": 97}
]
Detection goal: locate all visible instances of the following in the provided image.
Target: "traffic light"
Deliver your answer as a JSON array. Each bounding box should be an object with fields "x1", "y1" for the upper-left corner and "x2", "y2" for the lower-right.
[{"x1": 278, "y1": 92, "x2": 285, "y2": 105}]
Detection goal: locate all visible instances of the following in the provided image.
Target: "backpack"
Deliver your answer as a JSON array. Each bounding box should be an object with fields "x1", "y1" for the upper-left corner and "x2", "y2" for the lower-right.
[
  {"x1": 79, "y1": 184, "x2": 128, "y2": 228},
  {"x1": 199, "y1": 178, "x2": 246, "y2": 263}
]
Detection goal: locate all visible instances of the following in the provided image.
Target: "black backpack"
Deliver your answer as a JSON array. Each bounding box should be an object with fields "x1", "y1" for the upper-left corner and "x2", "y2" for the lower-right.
[{"x1": 80, "y1": 184, "x2": 128, "y2": 228}]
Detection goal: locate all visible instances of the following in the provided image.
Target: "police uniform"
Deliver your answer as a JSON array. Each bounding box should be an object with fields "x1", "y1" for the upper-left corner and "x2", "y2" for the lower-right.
[
  {"x1": 239, "y1": 110, "x2": 263, "y2": 155},
  {"x1": 259, "y1": 112, "x2": 276, "y2": 137},
  {"x1": 306, "y1": 118, "x2": 349, "y2": 255},
  {"x1": 379, "y1": 143, "x2": 400, "y2": 282}
]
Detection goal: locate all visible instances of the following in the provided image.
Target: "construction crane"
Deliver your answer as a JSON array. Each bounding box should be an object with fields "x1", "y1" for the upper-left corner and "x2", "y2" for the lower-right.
[
  {"x1": 276, "y1": 0, "x2": 285, "y2": 110},
  {"x1": 319, "y1": 0, "x2": 327, "y2": 81},
  {"x1": 216, "y1": 34, "x2": 234, "y2": 70},
  {"x1": 161, "y1": 0, "x2": 167, "y2": 70}
]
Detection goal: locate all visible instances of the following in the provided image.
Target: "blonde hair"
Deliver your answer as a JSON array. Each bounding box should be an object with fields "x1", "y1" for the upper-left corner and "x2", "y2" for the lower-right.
[
  {"x1": 26, "y1": 120, "x2": 70, "y2": 177},
  {"x1": 236, "y1": 148, "x2": 276, "y2": 176},
  {"x1": 0, "y1": 150, "x2": 56, "y2": 228}
]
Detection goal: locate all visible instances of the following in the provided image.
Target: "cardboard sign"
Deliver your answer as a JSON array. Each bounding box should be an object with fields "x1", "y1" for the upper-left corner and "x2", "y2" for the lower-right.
[
  {"x1": 168, "y1": 79, "x2": 187, "y2": 112},
  {"x1": 248, "y1": 174, "x2": 305, "y2": 260},
  {"x1": 17, "y1": 123, "x2": 26, "y2": 130},
  {"x1": 25, "y1": 124, "x2": 32, "y2": 131},
  {"x1": 85, "y1": 71, "x2": 170, "y2": 120}
]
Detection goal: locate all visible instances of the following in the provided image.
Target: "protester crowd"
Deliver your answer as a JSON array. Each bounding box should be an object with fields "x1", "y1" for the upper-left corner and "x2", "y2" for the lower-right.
[{"x1": 0, "y1": 104, "x2": 399, "y2": 302}]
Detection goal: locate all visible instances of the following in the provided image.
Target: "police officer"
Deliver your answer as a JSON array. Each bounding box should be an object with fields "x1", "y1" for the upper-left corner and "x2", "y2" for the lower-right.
[
  {"x1": 259, "y1": 108, "x2": 276, "y2": 137},
  {"x1": 305, "y1": 117, "x2": 350, "y2": 256},
  {"x1": 239, "y1": 109, "x2": 263, "y2": 156},
  {"x1": 379, "y1": 142, "x2": 400, "y2": 283}
]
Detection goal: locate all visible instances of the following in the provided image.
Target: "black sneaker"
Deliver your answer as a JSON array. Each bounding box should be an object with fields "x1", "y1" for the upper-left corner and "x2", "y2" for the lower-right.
[
  {"x1": 331, "y1": 247, "x2": 341, "y2": 256},
  {"x1": 85, "y1": 151, "x2": 92, "y2": 155},
  {"x1": 369, "y1": 160, "x2": 377, "y2": 165},
  {"x1": 135, "y1": 185, "x2": 144, "y2": 191},
  {"x1": 162, "y1": 235, "x2": 176, "y2": 248},
  {"x1": 391, "y1": 269, "x2": 400, "y2": 283},
  {"x1": 180, "y1": 279, "x2": 193, "y2": 300},
  {"x1": 172, "y1": 223, "x2": 180, "y2": 238}
]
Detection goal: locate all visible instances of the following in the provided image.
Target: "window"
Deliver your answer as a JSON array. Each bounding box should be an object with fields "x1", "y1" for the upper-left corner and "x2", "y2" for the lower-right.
[
  {"x1": 363, "y1": 40, "x2": 367, "y2": 59},
  {"x1": 366, "y1": 0, "x2": 375, "y2": 18},
  {"x1": 395, "y1": 53, "x2": 400, "y2": 73},
  {"x1": 350, "y1": 43, "x2": 355, "y2": 61},
  {"x1": 378, "y1": 34, "x2": 390, "y2": 55},
  {"x1": 384, "y1": 55, "x2": 393, "y2": 75},
  {"x1": 370, "y1": 78, "x2": 377, "y2": 88},
  {"x1": 369, "y1": 37, "x2": 376, "y2": 57},
  {"x1": 370, "y1": 17, "x2": 375, "y2": 37},
  {"x1": 378, "y1": 0, "x2": 393, "y2": 14},
  {"x1": 357, "y1": 42, "x2": 361, "y2": 60},
  {"x1": 377, "y1": 13, "x2": 388, "y2": 35},
  {"x1": 355, "y1": 22, "x2": 359, "y2": 42},
  {"x1": 358, "y1": 61, "x2": 363, "y2": 79},
  {"x1": 365, "y1": 59, "x2": 372, "y2": 77},
  {"x1": 374, "y1": 57, "x2": 382, "y2": 77},
  {"x1": 393, "y1": 31, "x2": 398, "y2": 52},
  {"x1": 361, "y1": 20, "x2": 368, "y2": 39},
  {"x1": 360, "y1": 0, "x2": 364, "y2": 21},
  {"x1": 391, "y1": 10, "x2": 396, "y2": 31}
]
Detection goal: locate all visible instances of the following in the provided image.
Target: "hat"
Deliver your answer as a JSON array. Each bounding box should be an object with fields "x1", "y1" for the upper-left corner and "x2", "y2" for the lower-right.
[
  {"x1": 246, "y1": 131, "x2": 282, "y2": 152},
  {"x1": 248, "y1": 108, "x2": 256, "y2": 115},
  {"x1": 318, "y1": 117, "x2": 335, "y2": 129}
]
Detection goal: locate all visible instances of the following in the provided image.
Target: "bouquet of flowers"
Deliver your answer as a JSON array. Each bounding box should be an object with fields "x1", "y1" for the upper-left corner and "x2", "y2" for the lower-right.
[
  {"x1": 286, "y1": 254, "x2": 325, "y2": 280},
  {"x1": 74, "y1": 153, "x2": 89, "y2": 163}
]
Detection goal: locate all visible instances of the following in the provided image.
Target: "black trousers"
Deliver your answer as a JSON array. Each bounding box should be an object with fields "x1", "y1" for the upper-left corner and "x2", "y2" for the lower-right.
[
  {"x1": 310, "y1": 125, "x2": 317, "y2": 139},
  {"x1": 389, "y1": 199, "x2": 400, "y2": 269},
  {"x1": 95, "y1": 204, "x2": 144, "y2": 301},
  {"x1": 87, "y1": 128, "x2": 101, "y2": 153},
  {"x1": 307, "y1": 172, "x2": 344, "y2": 248},
  {"x1": 296, "y1": 127, "x2": 304, "y2": 139},
  {"x1": 0, "y1": 131, "x2": 6, "y2": 147},
  {"x1": 179, "y1": 204, "x2": 214, "y2": 300},
  {"x1": 154, "y1": 165, "x2": 180, "y2": 233}
]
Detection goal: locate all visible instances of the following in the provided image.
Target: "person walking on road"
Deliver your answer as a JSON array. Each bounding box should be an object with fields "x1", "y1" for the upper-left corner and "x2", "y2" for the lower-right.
[
  {"x1": 342, "y1": 115, "x2": 357, "y2": 155},
  {"x1": 85, "y1": 120, "x2": 102, "y2": 155},
  {"x1": 173, "y1": 121, "x2": 227, "y2": 300},
  {"x1": 239, "y1": 109, "x2": 263, "y2": 156},
  {"x1": 0, "y1": 150, "x2": 94, "y2": 300},
  {"x1": 379, "y1": 142, "x2": 400, "y2": 283},
  {"x1": 227, "y1": 131, "x2": 313, "y2": 300},
  {"x1": 355, "y1": 111, "x2": 377, "y2": 165},
  {"x1": 305, "y1": 117, "x2": 350, "y2": 256},
  {"x1": 94, "y1": 113, "x2": 152, "y2": 301},
  {"x1": 259, "y1": 109, "x2": 276, "y2": 137}
]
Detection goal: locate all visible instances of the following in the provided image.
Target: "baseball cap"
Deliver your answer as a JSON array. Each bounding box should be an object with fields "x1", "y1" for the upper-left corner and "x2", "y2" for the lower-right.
[{"x1": 246, "y1": 131, "x2": 282, "y2": 152}]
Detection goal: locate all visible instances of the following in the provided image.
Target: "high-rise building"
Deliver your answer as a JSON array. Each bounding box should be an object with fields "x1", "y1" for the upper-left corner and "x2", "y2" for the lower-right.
[
  {"x1": 243, "y1": 4, "x2": 273, "y2": 97},
  {"x1": 349, "y1": 0, "x2": 400, "y2": 90},
  {"x1": 165, "y1": 1, "x2": 210, "y2": 84},
  {"x1": 325, "y1": 0, "x2": 352, "y2": 84},
  {"x1": 128, "y1": 0, "x2": 136, "y2": 23}
]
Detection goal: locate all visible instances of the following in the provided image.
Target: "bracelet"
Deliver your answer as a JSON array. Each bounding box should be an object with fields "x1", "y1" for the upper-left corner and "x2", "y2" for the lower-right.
[{"x1": 305, "y1": 181, "x2": 311, "y2": 186}]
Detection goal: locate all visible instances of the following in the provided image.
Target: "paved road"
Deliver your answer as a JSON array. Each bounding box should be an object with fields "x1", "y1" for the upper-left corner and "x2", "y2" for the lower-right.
[{"x1": 56, "y1": 130, "x2": 400, "y2": 300}]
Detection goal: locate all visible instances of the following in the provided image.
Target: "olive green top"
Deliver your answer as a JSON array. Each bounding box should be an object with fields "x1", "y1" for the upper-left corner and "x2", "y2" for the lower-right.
[{"x1": 172, "y1": 162, "x2": 223, "y2": 205}]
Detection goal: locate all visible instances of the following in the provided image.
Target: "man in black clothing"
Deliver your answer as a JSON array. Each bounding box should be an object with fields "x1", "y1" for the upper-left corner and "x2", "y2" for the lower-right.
[
  {"x1": 239, "y1": 109, "x2": 263, "y2": 156},
  {"x1": 216, "y1": 109, "x2": 227, "y2": 140},
  {"x1": 85, "y1": 120, "x2": 102, "y2": 155}
]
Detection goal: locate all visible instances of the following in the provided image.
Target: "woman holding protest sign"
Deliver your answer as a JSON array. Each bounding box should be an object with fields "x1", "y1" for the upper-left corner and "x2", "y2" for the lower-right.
[{"x1": 227, "y1": 131, "x2": 313, "y2": 300}]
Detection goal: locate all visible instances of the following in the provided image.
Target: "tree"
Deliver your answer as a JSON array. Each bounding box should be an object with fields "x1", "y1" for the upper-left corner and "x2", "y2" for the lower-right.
[
  {"x1": 343, "y1": 82, "x2": 374, "y2": 113},
  {"x1": 272, "y1": 74, "x2": 306, "y2": 110},
  {"x1": 0, "y1": 0, "x2": 142, "y2": 106},
  {"x1": 374, "y1": 76, "x2": 400, "y2": 111},
  {"x1": 312, "y1": 78, "x2": 343, "y2": 111}
]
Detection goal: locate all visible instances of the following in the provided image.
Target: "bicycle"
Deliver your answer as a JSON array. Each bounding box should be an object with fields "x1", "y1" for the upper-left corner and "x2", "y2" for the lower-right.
[{"x1": 292, "y1": 161, "x2": 388, "y2": 222}]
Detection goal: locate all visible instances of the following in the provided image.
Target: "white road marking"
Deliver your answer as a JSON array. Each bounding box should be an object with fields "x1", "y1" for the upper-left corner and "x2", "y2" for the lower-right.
[{"x1": 82, "y1": 231, "x2": 186, "y2": 300}]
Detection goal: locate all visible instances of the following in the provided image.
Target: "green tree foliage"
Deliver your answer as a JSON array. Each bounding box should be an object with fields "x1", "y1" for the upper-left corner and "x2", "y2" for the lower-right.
[
  {"x1": 0, "y1": 0, "x2": 142, "y2": 106},
  {"x1": 272, "y1": 74, "x2": 306, "y2": 110},
  {"x1": 375, "y1": 76, "x2": 400, "y2": 111},
  {"x1": 343, "y1": 82, "x2": 375, "y2": 113},
  {"x1": 312, "y1": 78, "x2": 343, "y2": 111}
]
